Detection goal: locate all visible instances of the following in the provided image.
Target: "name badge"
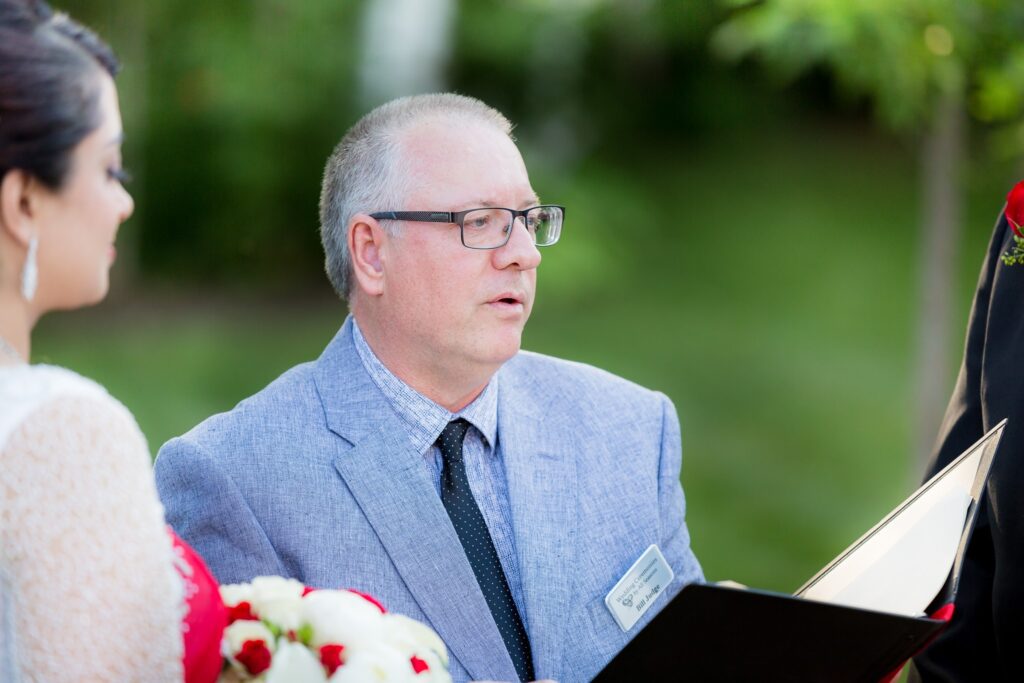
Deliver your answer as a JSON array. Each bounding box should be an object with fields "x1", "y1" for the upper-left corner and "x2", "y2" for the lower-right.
[{"x1": 604, "y1": 544, "x2": 674, "y2": 632}]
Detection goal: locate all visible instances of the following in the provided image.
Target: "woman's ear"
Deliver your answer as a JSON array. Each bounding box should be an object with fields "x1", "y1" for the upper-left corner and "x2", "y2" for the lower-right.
[
  {"x1": 348, "y1": 213, "x2": 388, "y2": 297},
  {"x1": 0, "y1": 170, "x2": 40, "y2": 248}
]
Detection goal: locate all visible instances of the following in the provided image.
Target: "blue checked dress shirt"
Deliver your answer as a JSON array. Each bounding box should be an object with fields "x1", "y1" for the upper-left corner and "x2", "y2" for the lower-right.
[{"x1": 351, "y1": 320, "x2": 529, "y2": 626}]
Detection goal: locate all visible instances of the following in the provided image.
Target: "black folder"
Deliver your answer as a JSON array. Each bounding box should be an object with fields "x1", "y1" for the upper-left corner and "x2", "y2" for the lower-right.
[{"x1": 593, "y1": 419, "x2": 1005, "y2": 683}]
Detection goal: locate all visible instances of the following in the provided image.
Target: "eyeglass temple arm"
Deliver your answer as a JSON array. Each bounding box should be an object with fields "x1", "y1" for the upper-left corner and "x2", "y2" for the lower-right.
[{"x1": 369, "y1": 211, "x2": 454, "y2": 223}]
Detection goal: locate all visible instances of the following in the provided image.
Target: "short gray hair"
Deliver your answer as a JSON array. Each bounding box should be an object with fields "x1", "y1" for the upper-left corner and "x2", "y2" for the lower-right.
[{"x1": 319, "y1": 93, "x2": 514, "y2": 300}]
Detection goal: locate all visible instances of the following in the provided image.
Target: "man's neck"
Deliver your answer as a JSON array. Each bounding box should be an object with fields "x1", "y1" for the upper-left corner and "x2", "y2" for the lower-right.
[{"x1": 352, "y1": 314, "x2": 493, "y2": 413}]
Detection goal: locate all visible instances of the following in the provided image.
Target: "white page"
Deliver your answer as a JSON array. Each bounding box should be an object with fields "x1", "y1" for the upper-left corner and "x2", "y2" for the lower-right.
[{"x1": 798, "y1": 447, "x2": 981, "y2": 616}]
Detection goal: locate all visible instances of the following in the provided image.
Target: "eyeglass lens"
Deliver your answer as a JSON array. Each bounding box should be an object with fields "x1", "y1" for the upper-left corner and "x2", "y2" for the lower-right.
[{"x1": 461, "y1": 207, "x2": 563, "y2": 248}]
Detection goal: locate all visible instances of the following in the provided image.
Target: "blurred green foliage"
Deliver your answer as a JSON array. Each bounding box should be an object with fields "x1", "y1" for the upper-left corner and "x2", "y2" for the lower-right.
[{"x1": 714, "y1": 0, "x2": 1024, "y2": 133}]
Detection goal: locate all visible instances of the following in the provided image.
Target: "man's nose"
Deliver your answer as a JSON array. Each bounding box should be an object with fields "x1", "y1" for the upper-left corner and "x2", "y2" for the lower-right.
[{"x1": 493, "y1": 216, "x2": 541, "y2": 270}]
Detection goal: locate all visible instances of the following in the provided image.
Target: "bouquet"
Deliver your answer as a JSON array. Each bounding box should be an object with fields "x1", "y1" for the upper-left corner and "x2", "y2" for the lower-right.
[{"x1": 218, "y1": 576, "x2": 453, "y2": 683}]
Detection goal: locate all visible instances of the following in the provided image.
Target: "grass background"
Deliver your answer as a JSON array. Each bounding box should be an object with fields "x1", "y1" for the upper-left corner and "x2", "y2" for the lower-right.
[{"x1": 34, "y1": 117, "x2": 1001, "y2": 595}]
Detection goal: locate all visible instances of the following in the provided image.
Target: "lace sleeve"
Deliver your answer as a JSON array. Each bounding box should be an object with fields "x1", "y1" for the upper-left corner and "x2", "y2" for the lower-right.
[{"x1": 0, "y1": 394, "x2": 184, "y2": 682}]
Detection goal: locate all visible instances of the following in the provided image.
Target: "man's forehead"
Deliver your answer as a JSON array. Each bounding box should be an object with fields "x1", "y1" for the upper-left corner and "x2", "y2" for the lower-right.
[
  {"x1": 460, "y1": 194, "x2": 541, "y2": 210},
  {"x1": 397, "y1": 116, "x2": 535, "y2": 207}
]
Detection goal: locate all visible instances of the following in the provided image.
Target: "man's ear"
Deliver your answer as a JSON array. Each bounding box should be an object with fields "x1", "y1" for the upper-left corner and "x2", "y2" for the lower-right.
[
  {"x1": 0, "y1": 169, "x2": 40, "y2": 248},
  {"x1": 349, "y1": 213, "x2": 388, "y2": 297}
]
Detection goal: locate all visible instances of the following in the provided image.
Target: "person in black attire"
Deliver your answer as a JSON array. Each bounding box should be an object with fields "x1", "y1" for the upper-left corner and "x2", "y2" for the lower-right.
[{"x1": 912, "y1": 195, "x2": 1024, "y2": 681}]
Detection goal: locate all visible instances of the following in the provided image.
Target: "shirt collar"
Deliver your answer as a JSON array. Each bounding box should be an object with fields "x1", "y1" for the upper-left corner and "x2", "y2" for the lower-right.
[{"x1": 351, "y1": 316, "x2": 498, "y2": 454}]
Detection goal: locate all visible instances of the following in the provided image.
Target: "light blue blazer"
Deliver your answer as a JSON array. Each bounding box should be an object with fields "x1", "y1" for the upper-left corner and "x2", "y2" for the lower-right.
[{"x1": 155, "y1": 317, "x2": 703, "y2": 682}]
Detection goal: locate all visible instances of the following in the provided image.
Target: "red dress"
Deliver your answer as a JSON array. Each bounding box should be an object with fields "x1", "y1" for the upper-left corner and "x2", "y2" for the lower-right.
[{"x1": 171, "y1": 531, "x2": 228, "y2": 683}]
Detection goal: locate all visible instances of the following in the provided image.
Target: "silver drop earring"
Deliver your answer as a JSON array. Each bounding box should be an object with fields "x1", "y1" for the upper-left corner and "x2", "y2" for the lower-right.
[{"x1": 21, "y1": 235, "x2": 38, "y2": 301}]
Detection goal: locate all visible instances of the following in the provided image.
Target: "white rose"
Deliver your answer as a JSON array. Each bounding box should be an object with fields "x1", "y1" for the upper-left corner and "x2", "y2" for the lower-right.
[
  {"x1": 301, "y1": 590, "x2": 386, "y2": 650},
  {"x1": 250, "y1": 576, "x2": 306, "y2": 606},
  {"x1": 222, "y1": 621, "x2": 277, "y2": 678},
  {"x1": 265, "y1": 640, "x2": 327, "y2": 683},
  {"x1": 259, "y1": 597, "x2": 305, "y2": 633},
  {"x1": 411, "y1": 650, "x2": 452, "y2": 683},
  {"x1": 220, "y1": 582, "x2": 255, "y2": 610},
  {"x1": 223, "y1": 620, "x2": 276, "y2": 658},
  {"x1": 382, "y1": 613, "x2": 449, "y2": 670},
  {"x1": 250, "y1": 576, "x2": 307, "y2": 631},
  {"x1": 327, "y1": 641, "x2": 415, "y2": 683}
]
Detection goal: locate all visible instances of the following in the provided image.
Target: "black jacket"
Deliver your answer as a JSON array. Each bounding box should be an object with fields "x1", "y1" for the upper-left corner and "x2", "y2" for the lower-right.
[{"x1": 913, "y1": 208, "x2": 1024, "y2": 681}]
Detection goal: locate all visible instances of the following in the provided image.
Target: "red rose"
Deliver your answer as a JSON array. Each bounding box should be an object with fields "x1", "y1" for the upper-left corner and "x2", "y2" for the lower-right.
[
  {"x1": 1005, "y1": 181, "x2": 1024, "y2": 237},
  {"x1": 346, "y1": 588, "x2": 387, "y2": 613},
  {"x1": 320, "y1": 644, "x2": 345, "y2": 675},
  {"x1": 227, "y1": 600, "x2": 258, "y2": 624},
  {"x1": 410, "y1": 655, "x2": 430, "y2": 674},
  {"x1": 236, "y1": 639, "x2": 272, "y2": 676}
]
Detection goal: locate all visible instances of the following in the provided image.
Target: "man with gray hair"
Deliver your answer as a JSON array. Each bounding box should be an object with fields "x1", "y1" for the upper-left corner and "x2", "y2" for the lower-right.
[{"x1": 155, "y1": 93, "x2": 703, "y2": 682}]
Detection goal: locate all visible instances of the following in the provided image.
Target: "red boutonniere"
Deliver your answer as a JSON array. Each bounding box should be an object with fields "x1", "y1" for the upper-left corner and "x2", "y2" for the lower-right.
[{"x1": 1000, "y1": 181, "x2": 1024, "y2": 266}]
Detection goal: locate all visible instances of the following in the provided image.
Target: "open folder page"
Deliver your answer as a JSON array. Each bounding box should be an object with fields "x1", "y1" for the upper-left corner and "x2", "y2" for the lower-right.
[
  {"x1": 592, "y1": 419, "x2": 1005, "y2": 682},
  {"x1": 796, "y1": 420, "x2": 1000, "y2": 615}
]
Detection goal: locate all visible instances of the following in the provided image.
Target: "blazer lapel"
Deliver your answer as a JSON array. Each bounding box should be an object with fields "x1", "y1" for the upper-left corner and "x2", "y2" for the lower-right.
[
  {"x1": 498, "y1": 368, "x2": 579, "y2": 681},
  {"x1": 314, "y1": 319, "x2": 518, "y2": 682}
]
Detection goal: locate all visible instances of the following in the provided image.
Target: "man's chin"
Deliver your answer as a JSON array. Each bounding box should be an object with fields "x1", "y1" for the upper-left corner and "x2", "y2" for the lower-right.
[{"x1": 482, "y1": 331, "x2": 524, "y2": 367}]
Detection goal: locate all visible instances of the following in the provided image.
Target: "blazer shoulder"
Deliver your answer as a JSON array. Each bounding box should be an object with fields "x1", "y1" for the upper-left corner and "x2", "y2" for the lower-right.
[
  {"x1": 506, "y1": 350, "x2": 667, "y2": 412},
  {"x1": 160, "y1": 360, "x2": 320, "y2": 456}
]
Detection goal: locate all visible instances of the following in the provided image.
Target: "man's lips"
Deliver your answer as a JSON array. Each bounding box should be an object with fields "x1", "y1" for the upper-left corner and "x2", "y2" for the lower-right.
[{"x1": 487, "y1": 292, "x2": 525, "y2": 306}]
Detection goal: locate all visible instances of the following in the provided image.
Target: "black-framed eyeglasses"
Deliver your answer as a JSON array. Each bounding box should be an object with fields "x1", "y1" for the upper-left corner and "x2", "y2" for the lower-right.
[{"x1": 369, "y1": 205, "x2": 564, "y2": 250}]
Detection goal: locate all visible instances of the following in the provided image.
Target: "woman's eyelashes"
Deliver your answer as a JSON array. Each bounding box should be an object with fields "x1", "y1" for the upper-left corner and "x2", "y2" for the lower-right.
[{"x1": 107, "y1": 166, "x2": 132, "y2": 184}]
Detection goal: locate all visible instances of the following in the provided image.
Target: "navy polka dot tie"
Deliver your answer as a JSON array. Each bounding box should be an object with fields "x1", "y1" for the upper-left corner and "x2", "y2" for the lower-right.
[{"x1": 437, "y1": 419, "x2": 535, "y2": 682}]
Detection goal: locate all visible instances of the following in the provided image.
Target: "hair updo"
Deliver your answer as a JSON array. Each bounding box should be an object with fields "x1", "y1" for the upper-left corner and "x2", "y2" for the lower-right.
[{"x1": 0, "y1": 0, "x2": 120, "y2": 190}]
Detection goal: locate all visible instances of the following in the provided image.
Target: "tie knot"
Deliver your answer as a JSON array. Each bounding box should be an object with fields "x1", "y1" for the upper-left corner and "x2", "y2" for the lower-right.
[{"x1": 436, "y1": 419, "x2": 470, "y2": 457}]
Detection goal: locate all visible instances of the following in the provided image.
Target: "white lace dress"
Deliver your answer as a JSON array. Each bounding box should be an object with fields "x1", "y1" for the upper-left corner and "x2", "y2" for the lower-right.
[{"x1": 0, "y1": 364, "x2": 184, "y2": 682}]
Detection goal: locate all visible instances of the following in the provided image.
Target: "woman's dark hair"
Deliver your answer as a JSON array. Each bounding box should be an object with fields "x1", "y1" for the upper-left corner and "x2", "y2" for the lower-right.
[{"x1": 0, "y1": 0, "x2": 119, "y2": 190}]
